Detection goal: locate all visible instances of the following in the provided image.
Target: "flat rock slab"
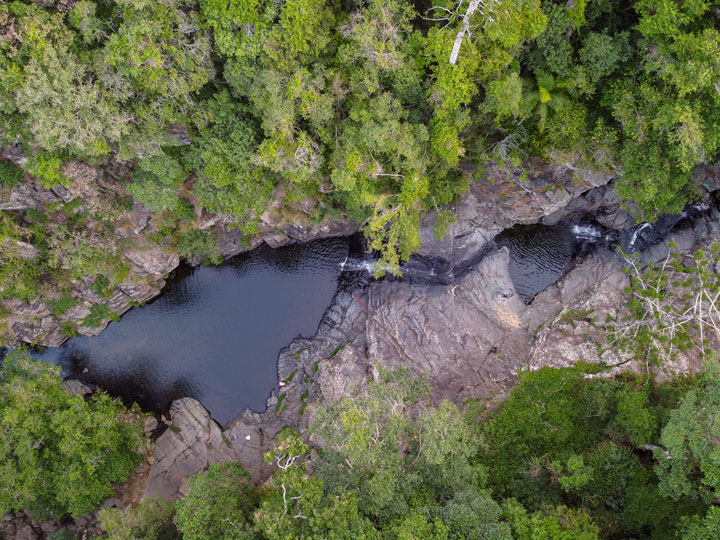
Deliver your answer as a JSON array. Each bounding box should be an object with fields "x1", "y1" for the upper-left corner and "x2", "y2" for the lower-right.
[
  {"x1": 366, "y1": 249, "x2": 530, "y2": 403},
  {"x1": 144, "y1": 398, "x2": 235, "y2": 501},
  {"x1": 126, "y1": 248, "x2": 179, "y2": 278}
]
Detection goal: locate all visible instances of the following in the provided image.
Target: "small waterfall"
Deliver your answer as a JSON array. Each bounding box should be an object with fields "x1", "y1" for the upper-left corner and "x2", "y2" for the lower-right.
[
  {"x1": 338, "y1": 257, "x2": 395, "y2": 274},
  {"x1": 339, "y1": 255, "x2": 455, "y2": 284},
  {"x1": 629, "y1": 223, "x2": 652, "y2": 249},
  {"x1": 571, "y1": 224, "x2": 602, "y2": 242}
]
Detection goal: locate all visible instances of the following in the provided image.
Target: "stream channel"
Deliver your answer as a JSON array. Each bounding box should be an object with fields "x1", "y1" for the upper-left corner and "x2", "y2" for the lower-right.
[{"x1": 11, "y1": 202, "x2": 711, "y2": 425}]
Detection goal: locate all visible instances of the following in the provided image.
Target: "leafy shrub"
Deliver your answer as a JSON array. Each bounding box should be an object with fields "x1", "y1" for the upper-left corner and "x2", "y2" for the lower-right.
[
  {"x1": 0, "y1": 160, "x2": 24, "y2": 187},
  {"x1": 24, "y1": 153, "x2": 69, "y2": 189},
  {"x1": 49, "y1": 290, "x2": 78, "y2": 316},
  {"x1": 99, "y1": 498, "x2": 178, "y2": 540},
  {"x1": 0, "y1": 350, "x2": 143, "y2": 518},
  {"x1": 90, "y1": 275, "x2": 112, "y2": 298},
  {"x1": 177, "y1": 229, "x2": 223, "y2": 265},
  {"x1": 82, "y1": 303, "x2": 119, "y2": 328},
  {"x1": 174, "y1": 463, "x2": 256, "y2": 540},
  {"x1": 60, "y1": 321, "x2": 78, "y2": 337}
]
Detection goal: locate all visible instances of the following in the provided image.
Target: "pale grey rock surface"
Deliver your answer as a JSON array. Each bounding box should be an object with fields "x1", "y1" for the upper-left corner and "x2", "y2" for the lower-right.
[
  {"x1": 366, "y1": 249, "x2": 529, "y2": 403},
  {"x1": 144, "y1": 398, "x2": 235, "y2": 501},
  {"x1": 125, "y1": 248, "x2": 180, "y2": 278},
  {"x1": 61, "y1": 379, "x2": 94, "y2": 396}
]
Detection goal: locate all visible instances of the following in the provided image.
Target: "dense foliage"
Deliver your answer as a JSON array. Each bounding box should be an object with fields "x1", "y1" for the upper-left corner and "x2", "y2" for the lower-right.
[
  {"x1": 1, "y1": 0, "x2": 718, "y2": 294},
  {"x1": 2, "y1": 0, "x2": 720, "y2": 533},
  {"x1": 95, "y1": 365, "x2": 720, "y2": 540},
  {"x1": 0, "y1": 350, "x2": 143, "y2": 519}
]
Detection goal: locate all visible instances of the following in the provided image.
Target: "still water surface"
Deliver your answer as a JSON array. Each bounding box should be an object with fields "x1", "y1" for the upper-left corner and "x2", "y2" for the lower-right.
[
  {"x1": 496, "y1": 222, "x2": 588, "y2": 302},
  {"x1": 33, "y1": 238, "x2": 348, "y2": 426}
]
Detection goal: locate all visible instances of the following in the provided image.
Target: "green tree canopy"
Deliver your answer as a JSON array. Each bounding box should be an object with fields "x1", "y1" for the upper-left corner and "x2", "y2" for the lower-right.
[{"x1": 0, "y1": 350, "x2": 143, "y2": 518}]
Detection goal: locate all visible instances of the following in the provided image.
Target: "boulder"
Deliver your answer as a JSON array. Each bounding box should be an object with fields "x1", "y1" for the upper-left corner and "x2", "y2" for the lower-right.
[
  {"x1": 8, "y1": 240, "x2": 40, "y2": 260},
  {"x1": 143, "y1": 416, "x2": 159, "y2": 435},
  {"x1": 65, "y1": 302, "x2": 92, "y2": 322},
  {"x1": 43, "y1": 325, "x2": 67, "y2": 347},
  {"x1": 62, "y1": 379, "x2": 94, "y2": 396},
  {"x1": 129, "y1": 202, "x2": 151, "y2": 234},
  {"x1": 126, "y1": 248, "x2": 179, "y2": 278},
  {"x1": 51, "y1": 185, "x2": 73, "y2": 203},
  {"x1": 2, "y1": 144, "x2": 28, "y2": 166},
  {"x1": 260, "y1": 230, "x2": 292, "y2": 249},
  {"x1": 11, "y1": 322, "x2": 42, "y2": 343},
  {"x1": 14, "y1": 524, "x2": 40, "y2": 540},
  {"x1": 216, "y1": 225, "x2": 263, "y2": 258},
  {"x1": 4, "y1": 299, "x2": 50, "y2": 319},
  {"x1": 0, "y1": 180, "x2": 57, "y2": 211},
  {"x1": 76, "y1": 320, "x2": 111, "y2": 337},
  {"x1": 144, "y1": 398, "x2": 236, "y2": 501},
  {"x1": 108, "y1": 291, "x2": 133, "y2": 316},
  {"x1": 118, "y1": 281, "x2": 163, "y2": 303},
  {"x1": 283, "y1": 217, "x2": 358, "y2": 244},
  {"x1": 694, "y1": 162, "x2": 720, "y2": 192}
]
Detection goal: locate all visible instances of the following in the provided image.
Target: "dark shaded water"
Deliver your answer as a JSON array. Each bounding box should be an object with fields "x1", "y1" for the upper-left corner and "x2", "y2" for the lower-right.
[
  {"x1": 496, "y1": 199, "x2": 713, "y2": 302},
  {"x1": 496, "y1": 222, "x2": 608, "y2": 302},
  {"x1": 10, "y1": 200, "x2": 713, "y2": 424},
  {"x1": 31, "y1": 238, "x2": 349, "y2": 426}
]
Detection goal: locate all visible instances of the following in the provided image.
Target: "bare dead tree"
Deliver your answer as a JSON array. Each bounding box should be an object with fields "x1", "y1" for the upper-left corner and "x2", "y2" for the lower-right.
[
  {"x1": 449, "y1": 0, "x2": 481, "y2": 64},
  {"x1": 608, "y1": 247, "x2": 720, "y2": 366},
  {"x1": 426, "y1": 0, "x2": 499, "y2": 64}
]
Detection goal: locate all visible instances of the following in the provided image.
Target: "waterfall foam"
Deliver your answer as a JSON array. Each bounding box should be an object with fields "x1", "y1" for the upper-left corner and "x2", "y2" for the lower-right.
[
  {"x1": 571, "y1": 224, "x2": 602, "y2": 241},
  {"x1": 629, "y1": 223, "x2": 652, "y2": 248}
]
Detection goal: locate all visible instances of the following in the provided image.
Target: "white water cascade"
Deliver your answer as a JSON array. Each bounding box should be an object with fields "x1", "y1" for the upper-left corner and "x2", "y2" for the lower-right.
[
  {"x1": 571, "y1": 224, "x2": 603, "y2": 242},
  {"x1": 629, "y1": 222, "x2": 652, "y2": 248}
]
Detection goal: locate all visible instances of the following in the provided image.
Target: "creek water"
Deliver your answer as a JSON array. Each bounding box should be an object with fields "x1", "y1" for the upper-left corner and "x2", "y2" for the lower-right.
[
  {"x1": 495, "y1": 200, "x2": 712, "y2": 302},
  {"x1": 495, "y1": 222, "x2": 605, "y2": 302},
  {"x1": 30, "y1": 238, "x2": 349, "y2": 426},
  {"x1": 14, "y1": 200, "x2": 712, "y2": 424}
]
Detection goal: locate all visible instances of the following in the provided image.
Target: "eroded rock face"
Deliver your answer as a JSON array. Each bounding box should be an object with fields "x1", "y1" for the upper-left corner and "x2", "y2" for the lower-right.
[
  {"x1": 255, "y1": 208, "x2": 358, "y2": 251},
  {"x1": 144, "y1": 398, "x2": 235, "y2": 500},
  {"x1": 143, "y1": 395, "x2": 292, "y2": 500},
  {"x1": 0, "y1": 158, "x2": 359, "y2": 348},
  {"x1": 366, "y1": 249, "x2": 529, "y2": 402},
  {"x1": 0, "y1": 181, "x2": 58, "y2": 211},
  {"x1": 417, "y1": 159, "x2": 615, "y2": 272},
  {"x1": 125, "y1": 248, "x2": 180, "y2": 278},
  {"x1": 61, "y1": 379, "x2": 94, "y2": 396},
  {"x1": 316, "y1": 337, "x2": 368, "y2": 402},
  {"x1": 118, "y1": 281, "x2": 163, "y2": 303}
]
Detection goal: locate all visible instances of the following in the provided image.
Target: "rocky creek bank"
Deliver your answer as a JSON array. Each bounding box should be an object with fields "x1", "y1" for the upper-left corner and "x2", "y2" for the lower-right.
[
  {"x1": 128, "y1": 161, "x2": 720, "y2": 505},
  {"x1": 0, "y1": 153, "x2": 357, "y2": 348},
  {"x1": 2, "y1": 158, "x2": 719, "y2": 539}
]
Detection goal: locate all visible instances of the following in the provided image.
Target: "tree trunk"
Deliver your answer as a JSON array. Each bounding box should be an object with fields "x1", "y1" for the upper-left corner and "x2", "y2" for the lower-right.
[{"x1": 449, "y1": 0, "x2": 481, "y2": 65}]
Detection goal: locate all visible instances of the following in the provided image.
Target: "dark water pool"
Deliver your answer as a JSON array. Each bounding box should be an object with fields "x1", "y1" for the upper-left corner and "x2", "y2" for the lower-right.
[
  {"x1": 496, "y1": 222, "x2": 596, "y2": 301},
  {"x1": 31, "y1": 238, "x2": 349, "y2": 426}
]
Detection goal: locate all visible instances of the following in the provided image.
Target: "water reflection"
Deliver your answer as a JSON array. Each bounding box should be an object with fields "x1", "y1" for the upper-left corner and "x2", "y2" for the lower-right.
[
  {"x1": 497, "y1": 223, "x2": 581, "y2": 302},
  {"x1": 31, "y1": 238, "x2": 349, "y2": 426}
]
